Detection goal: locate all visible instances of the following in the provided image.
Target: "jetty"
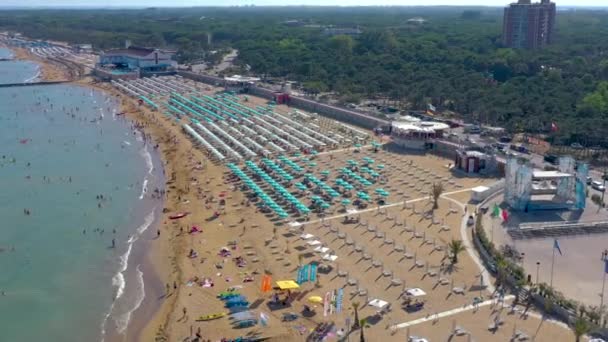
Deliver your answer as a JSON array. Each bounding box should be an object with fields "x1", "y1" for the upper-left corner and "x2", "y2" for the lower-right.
[{"x1": 0, "y1": 80, "x2": 72, "y2": 88}]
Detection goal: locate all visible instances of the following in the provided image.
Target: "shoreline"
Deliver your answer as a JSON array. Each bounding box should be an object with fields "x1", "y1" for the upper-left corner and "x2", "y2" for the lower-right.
[
  {"x1": 87, "y1": 80, "x2": 184, "y2": 342},
  {"x1": 2, "y1": 42, "x2": 174, "y2": 341},
  {"x1": 8, "y1": 46, "x2": 71, "y2": 82}
]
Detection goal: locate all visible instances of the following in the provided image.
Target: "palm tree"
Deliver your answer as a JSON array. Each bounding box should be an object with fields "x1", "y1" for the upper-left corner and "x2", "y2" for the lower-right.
[
  {"x1": 496, "y1": 258, "x2": 508, "y2": 287},
  {"x1": 448, "y1": 239, "x2": 465, "y2": 264},
  {"x1": 352, "y1": 302, "x2": 361, "y2": 329},
  {"x1": 431, "y1": 182, "x2": 444, "y2": 209},
  {"x1": 359, "y1": 318, "x2": 367, "y2": 342},
  {"x1": 573, "y1": 316, "x2": 590, "y2": 342}
]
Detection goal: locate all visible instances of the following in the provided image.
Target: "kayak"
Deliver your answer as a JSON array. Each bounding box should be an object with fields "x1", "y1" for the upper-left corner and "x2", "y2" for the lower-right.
[
  {"x1": 196, "y1": 312, "x2": 227, "y2": 322},
  {"x1": 169, "y1": 212, "x2": 189, "y2": 220}
]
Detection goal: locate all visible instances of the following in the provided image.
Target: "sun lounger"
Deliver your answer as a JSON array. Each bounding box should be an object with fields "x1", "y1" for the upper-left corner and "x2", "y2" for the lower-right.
[
  {"x1": 323, "y1": 254, "x2": 338, "y2": 262},
  {"x1": 452, "y1": 287, "x2": 465, "y2": 295},
  {"x1": 314, "y1": 246, "x2": 330, "y2": 253},
  {"x1": 307, "y1": 240, "x2": 321, "y2": 246},
  {"x1": 300, "y1": 233, "x2": 314, "y2": 240}
]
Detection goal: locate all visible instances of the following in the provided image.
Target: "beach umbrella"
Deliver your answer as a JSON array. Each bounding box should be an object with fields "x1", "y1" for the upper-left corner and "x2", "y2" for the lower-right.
[
  {"x1": 377, "y1": 164, "x2": 385, "y2": 170},
  {"x1": 341, "y1": 199, "x2": 351, "y2": 205},
  {"x1": 354, "y1": 143, "x2": 362, "y2": 148},
  {"x1": 321, "y1": 170, "x2": 330, "y2": 176},
  {"x1": 308, "y1": 296, "x2": 323, "y2": 304},
  {"x1": 321, "y1": 203, "x2": 331, "y2": 209}
]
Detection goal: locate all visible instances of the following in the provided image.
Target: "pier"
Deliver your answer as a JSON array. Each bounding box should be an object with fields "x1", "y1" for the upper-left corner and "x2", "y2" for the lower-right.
[{"x1": 0, "y1": 80, "x2": 72, "y2": 88}]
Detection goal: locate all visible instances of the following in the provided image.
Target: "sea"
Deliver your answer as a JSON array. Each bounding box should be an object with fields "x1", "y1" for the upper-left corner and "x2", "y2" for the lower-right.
[{"x1": 0, "y1": 47, "x2": 164, "y2": 341}]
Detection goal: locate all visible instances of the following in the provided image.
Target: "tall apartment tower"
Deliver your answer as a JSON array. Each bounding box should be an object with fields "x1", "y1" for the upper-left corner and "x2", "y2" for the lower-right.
[{"x1": 502, "y1": 0, "x2": 556, "y2": 49}]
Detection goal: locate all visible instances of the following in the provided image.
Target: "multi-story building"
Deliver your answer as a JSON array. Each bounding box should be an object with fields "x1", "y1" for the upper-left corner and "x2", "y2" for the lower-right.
[{"x1": 502, "y1": 0, "x2": 556, "y2": 49}]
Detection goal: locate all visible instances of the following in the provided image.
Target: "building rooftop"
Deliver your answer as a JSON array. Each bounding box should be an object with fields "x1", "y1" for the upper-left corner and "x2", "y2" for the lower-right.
[
  {"x1": 104, "y1": 46, "x2": 165, "y2": 57},
  {"x1": 392, "y1": 120, "x2": 450, "y2": 133},
  {"x1": 532, "y1": 170, "x2": 572, "y2": 179}
]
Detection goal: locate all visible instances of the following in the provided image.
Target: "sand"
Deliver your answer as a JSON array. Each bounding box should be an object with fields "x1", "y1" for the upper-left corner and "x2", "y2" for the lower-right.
[
  {"x1": 89, "y1": 76, "x2": 540, "y2": 342},
  {"x1": 53, "y1": 75, "x2": 577, "y2": 342}
]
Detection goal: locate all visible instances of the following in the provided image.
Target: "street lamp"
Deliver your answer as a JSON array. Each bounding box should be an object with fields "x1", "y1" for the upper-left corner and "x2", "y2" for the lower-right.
[
  {"x1": 536, "y1": 262, "x2": 540, "y2": 284},
  {"x1": 601, "y1": 253, "x2": 608, "y2": 322}
]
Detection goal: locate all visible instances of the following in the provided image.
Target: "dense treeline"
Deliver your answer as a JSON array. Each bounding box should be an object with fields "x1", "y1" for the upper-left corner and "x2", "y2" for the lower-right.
[{"x1": 1, "y1": 7, "x2": 608, "y2": 144}]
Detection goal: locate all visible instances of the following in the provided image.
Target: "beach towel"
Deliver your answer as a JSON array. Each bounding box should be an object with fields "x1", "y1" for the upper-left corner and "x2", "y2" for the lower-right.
[
  {"x1": 330, "y1": 290, "x2": 336, "y2": 315},
  {"x1": 309, "y1": 263, "x2": 317, "y2": 282},
  {"x1": 260, "y1": 312, "x2": 269, "y2": 327}
]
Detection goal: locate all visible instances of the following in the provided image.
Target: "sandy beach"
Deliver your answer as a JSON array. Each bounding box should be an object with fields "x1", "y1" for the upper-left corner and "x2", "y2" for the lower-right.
[
  {"x1": 85, "y1": 77, "x2": 583, "y2": 342},
  {"x1": 11, "y1": 47, "x2": 71, "y2": 82},
  {"x1": 6, "y1": 45, "x2": 582, "y2": 341}
]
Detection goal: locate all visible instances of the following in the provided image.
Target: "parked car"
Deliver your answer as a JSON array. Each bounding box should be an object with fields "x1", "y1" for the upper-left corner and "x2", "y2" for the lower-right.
[
  {"x1": 543, "y1": 154, "x2": 558, "y2": 165},
  {"x1": 591, "y1": 181, "x2": 606, "y2": 192},
  {"x1": 571, "y1": 142, "x2": 584, "y2": 149},
  {"x1": 587, "y1": 177, "x2": 593, "y2": 185}
]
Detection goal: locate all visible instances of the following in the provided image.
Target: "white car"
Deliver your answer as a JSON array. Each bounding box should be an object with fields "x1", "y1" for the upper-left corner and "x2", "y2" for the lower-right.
[{"x1": 591, "y1": 181, "x2": 606, "y2": 192}]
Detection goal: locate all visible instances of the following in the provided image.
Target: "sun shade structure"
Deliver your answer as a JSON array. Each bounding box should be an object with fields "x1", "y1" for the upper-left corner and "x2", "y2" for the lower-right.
[
  {"x1": 276, "y1": 280, "x2": 300, "y2": 290},
  {"x1": 368, "y1": 298, "x2": 389, "y2": 309}
]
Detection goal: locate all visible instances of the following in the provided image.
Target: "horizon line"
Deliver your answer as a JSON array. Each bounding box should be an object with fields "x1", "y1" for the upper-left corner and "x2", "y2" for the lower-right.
[{"x1": 0, "y1": 4, "x2": 607, "y2": 9}]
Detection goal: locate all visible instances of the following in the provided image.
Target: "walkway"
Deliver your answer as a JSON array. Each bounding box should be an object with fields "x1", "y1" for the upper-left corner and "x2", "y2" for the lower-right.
[
  {"x1": 442, "y1": 195, "x2": 496, "y2": 294},
  {"x1": 390, "y1": 295, "x2": 515, "y2": 331},
  {"x1": 290, "y1": 187, "x2": 474, "y2": 226}
]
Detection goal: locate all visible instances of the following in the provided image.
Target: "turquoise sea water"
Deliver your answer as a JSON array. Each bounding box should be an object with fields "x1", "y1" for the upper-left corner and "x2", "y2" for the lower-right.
[
  {"x1": 0, "y1": 47, "x2": 14, "y2": 59},
  {"x1": 0, "y1": 47, "x2": 40, "y2": 83},
  {"x1": 0, "y1": 51, "x2": 163, "y2": 341}
]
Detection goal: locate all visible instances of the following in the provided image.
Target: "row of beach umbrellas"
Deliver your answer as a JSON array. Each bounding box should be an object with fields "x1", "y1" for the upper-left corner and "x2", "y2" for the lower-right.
[
  {"x1": 227, "y1": 163, "x2": 290, "y2": 218},
  {"x1": 245, "y1": 161, "x2": 311, "y2": 215},
  {"x1": 262, "y1": 158, "x2": 295, "y2": 182}
]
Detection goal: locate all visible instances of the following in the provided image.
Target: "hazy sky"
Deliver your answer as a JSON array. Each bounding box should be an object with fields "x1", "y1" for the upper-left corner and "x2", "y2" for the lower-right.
[{"x1": 0, "y1": 0, "x2": 606, "y2": 8}]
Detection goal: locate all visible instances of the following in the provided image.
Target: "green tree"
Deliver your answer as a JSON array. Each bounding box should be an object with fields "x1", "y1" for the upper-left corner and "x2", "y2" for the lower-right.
[
  {"x1": 431, "y1": 183, "x2": 444, "y2": 209},
  {"x1": 573, "y1": 316, "x2": 590, "y2": 342},
  {"x1": 448, "y1": 239, "x2": 466, "y2": 264},
  {"x1": 352, "y1": 302, "x2": 360, "y2": 329}
]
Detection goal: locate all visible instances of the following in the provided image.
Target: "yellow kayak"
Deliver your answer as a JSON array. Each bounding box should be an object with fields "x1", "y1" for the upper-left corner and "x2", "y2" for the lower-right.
[{"x1": 196, "y1": 312, "x2": 227, "y2": 322}]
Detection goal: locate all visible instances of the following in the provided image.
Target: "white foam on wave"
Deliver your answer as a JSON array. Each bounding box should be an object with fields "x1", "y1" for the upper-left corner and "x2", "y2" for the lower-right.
[
  {"x1": 114, "y1": 265, "x2": 146, "y2": 334},
  {"x1": 123, "y1": 141, "x2": 131, "y2": 146},
  {"x1": 23, "y1": 66, "x2": 41, "y2": 83},
  {"x1": 112, "y1": 243, "x2": 132, "y2": 300},
  {"x1": 139, "y1": 178, "x2": 148, "y2": 200},
  {"x1": 136, "y1": 211, "x2": 155, "y2": 236},
  {"x1": 140, "y1": 146, "x2": 154, "y2": 175},
  {"x1": 101, "y1": 210, "x2": 155, "y2": 340}
]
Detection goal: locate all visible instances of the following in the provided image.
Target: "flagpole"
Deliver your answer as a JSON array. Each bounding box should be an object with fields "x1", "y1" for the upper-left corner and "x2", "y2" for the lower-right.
[
  {"x1": 550, "y1": 244, "x2": 556, "y2": 288},
  {"x1": 601, "y1": 257, "x2": 607, "y2": 322}
]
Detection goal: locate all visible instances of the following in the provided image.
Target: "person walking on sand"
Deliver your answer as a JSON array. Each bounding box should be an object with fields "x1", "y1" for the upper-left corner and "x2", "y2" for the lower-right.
[
  {"x1": 157, "y1": 229, "x2": 161, "y2": 238},
  {"x1": 111, "y1": 239, "x2": 115, "y2": 248}
]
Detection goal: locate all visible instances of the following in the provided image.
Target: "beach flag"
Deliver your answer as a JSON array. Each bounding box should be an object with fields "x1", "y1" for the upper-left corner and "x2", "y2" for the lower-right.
[
  {"x1": 323, "y1": 292, "x2": 331, "y2": 317},
  {"x1": 501, "y1": 209, "x2": 509, "y2": 222},
  {"x1": 492, "y1": 204, "x2": 500, "y2": 217},
  {"x1": 259, "y1": 312, "x2": 269, "y2": 327},
  {"x1": 336, "y1": 288, "x2": 344, "y2": 313},
  {"x1": 261, "y1": 275, "x2": 272, "y2": 293},
  {"x1": 553, "y1": 239, "x2": 563, "y2": 256}
]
